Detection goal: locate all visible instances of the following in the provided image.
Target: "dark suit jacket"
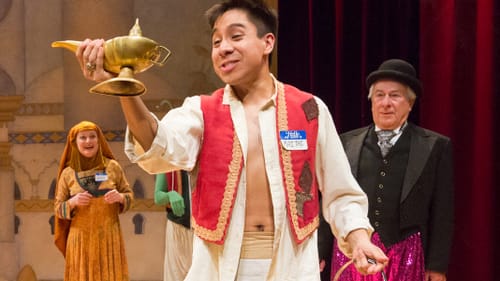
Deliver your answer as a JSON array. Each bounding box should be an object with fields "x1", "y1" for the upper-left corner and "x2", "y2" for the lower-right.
[{"x1": 318, "y1": 123, "x2": 454, "y2": 274}]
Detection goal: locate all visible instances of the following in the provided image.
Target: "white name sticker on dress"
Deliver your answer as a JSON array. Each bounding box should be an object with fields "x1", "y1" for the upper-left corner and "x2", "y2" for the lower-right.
[
  {"x1": 280, "y1": 130, "x2": 308, "y2": 150},
  {"x1": 95, "y1": 172, "x2": 108, "y2": 182}
]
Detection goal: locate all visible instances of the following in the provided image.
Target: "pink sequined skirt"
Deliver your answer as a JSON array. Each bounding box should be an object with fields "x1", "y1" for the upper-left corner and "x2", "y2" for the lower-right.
[{"x1": 330, "y1": 232, "x2": 424, "y2": 281}]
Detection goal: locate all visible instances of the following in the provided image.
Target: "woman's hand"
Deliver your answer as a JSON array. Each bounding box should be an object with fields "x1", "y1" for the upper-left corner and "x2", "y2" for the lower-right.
[
  {"x1": 68, "y1": 191, "x2": 93, "y2": 207},
  {"x1": 104, "y1": 189, "x2": 124, "y2": 204}
]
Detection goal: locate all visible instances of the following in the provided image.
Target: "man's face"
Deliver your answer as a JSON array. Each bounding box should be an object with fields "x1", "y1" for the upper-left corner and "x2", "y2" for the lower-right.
[
  {"x1": 210, "y1": 9, "x2": 274, "y2": 86},
  {"x1": 370, "y1": 80, "x2": 413, "y2": 130},
  {"x1": 76, "y1": 130, "x2": 99, "y2": 159}
]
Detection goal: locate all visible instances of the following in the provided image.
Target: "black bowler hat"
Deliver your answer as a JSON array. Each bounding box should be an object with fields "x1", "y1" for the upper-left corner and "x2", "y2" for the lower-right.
[{"x1": 366, "y1": 59, "x2": 422, "y2": 95}]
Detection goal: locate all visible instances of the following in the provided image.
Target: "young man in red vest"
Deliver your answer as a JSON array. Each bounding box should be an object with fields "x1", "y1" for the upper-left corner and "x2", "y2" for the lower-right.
[{"x1": 74, "y1": 0, "x2": 388, "y2": 279}]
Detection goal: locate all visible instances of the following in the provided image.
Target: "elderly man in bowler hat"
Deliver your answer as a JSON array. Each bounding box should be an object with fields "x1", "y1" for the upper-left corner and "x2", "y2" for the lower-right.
[{"x1": 319, "y1": 59, "x2": 454, "y2": 281}]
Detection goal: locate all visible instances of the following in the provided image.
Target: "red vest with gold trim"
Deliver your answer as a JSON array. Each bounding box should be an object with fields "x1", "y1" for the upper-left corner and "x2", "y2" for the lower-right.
[{"x1": 192, "y1": 82, "x2": 319, "y2": 244}]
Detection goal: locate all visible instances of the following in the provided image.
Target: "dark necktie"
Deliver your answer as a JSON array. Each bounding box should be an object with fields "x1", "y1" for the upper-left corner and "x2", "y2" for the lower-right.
[{"x1": 376, "y1": 130, "x2": 397, "y2": 157}]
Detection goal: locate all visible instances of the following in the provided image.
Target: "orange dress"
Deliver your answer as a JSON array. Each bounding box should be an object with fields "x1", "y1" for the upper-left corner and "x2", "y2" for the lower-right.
[{"x1": 54, "y1": 159, "x2": 133, "y2": 281}]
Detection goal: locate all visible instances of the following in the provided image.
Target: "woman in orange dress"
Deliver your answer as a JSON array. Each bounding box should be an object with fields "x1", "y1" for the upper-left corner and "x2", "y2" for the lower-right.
[{"x1": 54, "y1": 121, "x2": 133, "y2": 281}]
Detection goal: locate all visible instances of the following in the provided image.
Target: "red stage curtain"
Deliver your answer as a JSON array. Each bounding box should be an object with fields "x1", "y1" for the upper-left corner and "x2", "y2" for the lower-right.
[
  {"x1": 277, "y1": 0, "x2": 499, "y2": 280},
  {"x1": 420, "y1": 0, "x2": 495, "y2": 280}
]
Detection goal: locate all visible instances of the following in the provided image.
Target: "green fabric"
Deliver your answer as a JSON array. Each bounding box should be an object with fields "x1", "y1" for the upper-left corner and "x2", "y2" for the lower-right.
[{"x1": 154, "y1": 173, "x2": 185, "y2": 217}]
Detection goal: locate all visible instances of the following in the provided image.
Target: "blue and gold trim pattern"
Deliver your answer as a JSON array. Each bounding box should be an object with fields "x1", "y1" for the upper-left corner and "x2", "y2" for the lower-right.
[{"x1": 9, "y1": 130, "x2": 125, "y2": 144}]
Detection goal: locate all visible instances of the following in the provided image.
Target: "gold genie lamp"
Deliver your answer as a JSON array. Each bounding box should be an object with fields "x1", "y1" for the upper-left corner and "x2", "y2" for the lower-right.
[{"x1": 51, "y1": 18, "x2": 171, "y2": 96}]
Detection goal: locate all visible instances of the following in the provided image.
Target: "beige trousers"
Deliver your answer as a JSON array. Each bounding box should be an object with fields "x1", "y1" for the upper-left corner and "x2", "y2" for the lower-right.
[
  {"x1": 236, "y1": 232, "x2": 273, "y2": 281},
  {"x1": 163, "y1": 220, "x2": 193, "y2": 281}
]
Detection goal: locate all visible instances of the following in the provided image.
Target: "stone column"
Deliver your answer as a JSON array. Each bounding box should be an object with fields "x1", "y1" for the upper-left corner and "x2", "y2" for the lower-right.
[{"x1": 0, "y1": 95, "x2": 24, "y2": 281}]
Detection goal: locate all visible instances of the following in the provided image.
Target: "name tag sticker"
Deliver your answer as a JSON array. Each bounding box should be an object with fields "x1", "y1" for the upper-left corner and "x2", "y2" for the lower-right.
[
  {"x1": 95, "y1": 172, "x2": 108, "y2": 182},
  {"x1": 280, "y1": 130, "x2": 308, "y2": 150}
]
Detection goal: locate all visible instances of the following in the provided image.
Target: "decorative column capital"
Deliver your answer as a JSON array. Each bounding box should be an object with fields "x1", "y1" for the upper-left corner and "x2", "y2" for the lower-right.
[
  {"x1": 0, "y1": 142, "x2": 13, "y2": 170},
  {"x1": 0, "y1": 95, "x2": 24, "y2": 170},
  {"x1": 0, "y1": 95, "x2": 24, "y2": 126}
]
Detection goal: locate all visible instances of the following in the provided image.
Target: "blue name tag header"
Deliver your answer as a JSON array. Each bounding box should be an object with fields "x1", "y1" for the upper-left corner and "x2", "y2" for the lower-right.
[{"x1": 279, "y1": 130, "x2": 308, "y2": 150}]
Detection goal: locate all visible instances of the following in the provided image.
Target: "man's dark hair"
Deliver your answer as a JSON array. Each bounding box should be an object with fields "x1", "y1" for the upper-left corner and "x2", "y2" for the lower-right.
[{"x1": 205, "y1": 0, "x2": 278, "y2": 38}]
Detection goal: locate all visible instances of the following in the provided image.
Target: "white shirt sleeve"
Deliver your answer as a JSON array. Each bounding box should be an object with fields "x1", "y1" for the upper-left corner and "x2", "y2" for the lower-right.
[
  {"x1": 124, "y1": 95, "x2": 204, "y2": 174},
  {"x1": 314, "y1": 96, "x2": 374, "y2": 256}
]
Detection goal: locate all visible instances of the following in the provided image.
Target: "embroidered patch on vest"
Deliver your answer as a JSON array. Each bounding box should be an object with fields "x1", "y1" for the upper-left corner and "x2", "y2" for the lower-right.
[
  {"x1": 302, "y1": 98, "x2": 319, "y2": 121},
  {"x1": 296, "y1": 162, "x2": 313, "y2": 216}
]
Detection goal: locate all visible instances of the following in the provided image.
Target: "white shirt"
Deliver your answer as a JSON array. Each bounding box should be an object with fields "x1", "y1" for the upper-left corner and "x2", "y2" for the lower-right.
[
  {"x1": 374, "y1": 122, "x2": 407, "y2": 146},
  {"x1": 124, "y1": 79, "x2": 372, "y2": 281}
]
